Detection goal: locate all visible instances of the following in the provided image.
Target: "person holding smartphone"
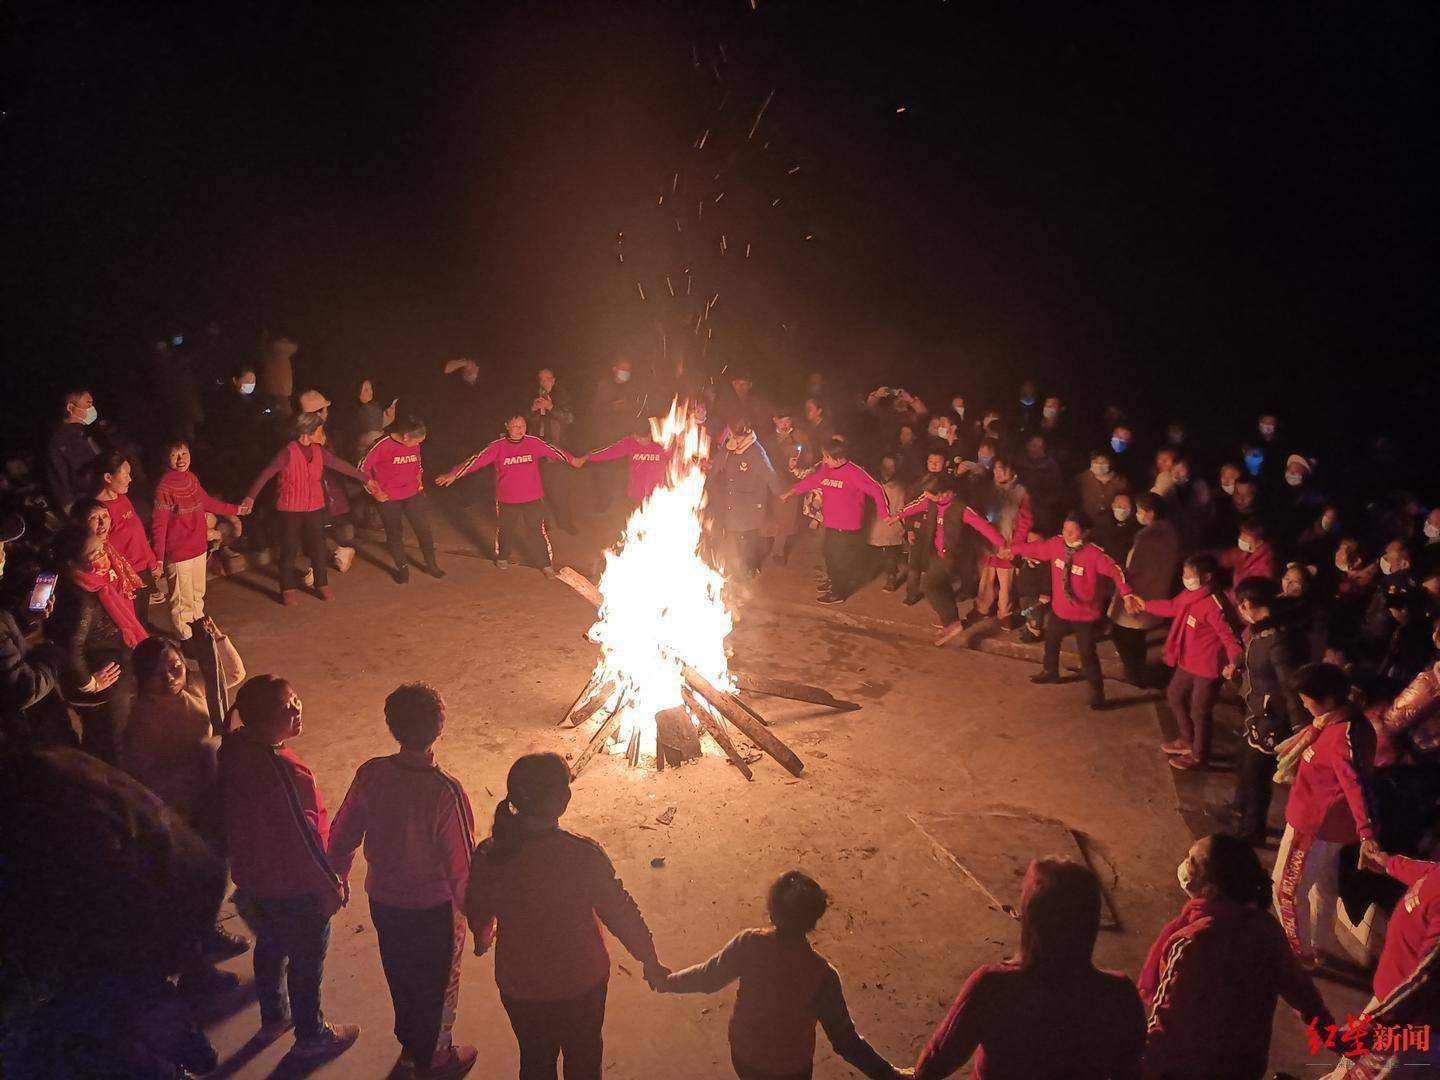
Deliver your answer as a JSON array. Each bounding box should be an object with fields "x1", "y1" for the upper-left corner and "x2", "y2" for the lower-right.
[{"x1": 0, "y1": 515, "x2": 60, "y2": 743}]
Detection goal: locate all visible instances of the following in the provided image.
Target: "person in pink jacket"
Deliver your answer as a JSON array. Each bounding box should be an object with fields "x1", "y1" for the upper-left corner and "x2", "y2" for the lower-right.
[
  {"x1": 1126, "y1": 554, "x2": 1242, "y2": 770},
  {"x1": 574, "y1": 418, "x2": 668, "y2": 505},
  {"x1": 437, "y1": 414, "x2": 579, "y2": 575},
  {"x1": 782, "y1": 438, "x2": 889, "y2": 605},
  {"x1": 989, "y1": 512, "x2": 1132, "y2": 710},
  {"x1": 328, "y1": 684, "x2": 478, "y2": 1077},
  {"x1": 1218, "y1": 518, "x2": 1278, "y2": 604},
  {"x1": 151, "y1": 441, "x2": 248, "y2": 639}
]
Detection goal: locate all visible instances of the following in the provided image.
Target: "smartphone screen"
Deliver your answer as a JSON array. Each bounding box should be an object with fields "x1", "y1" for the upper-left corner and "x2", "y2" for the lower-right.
[{"x1": 28, "y1": 572, "x2": 57, "y2": 612}]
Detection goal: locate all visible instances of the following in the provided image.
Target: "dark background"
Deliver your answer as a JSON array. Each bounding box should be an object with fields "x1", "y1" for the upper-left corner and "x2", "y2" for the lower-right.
[{"x1": 3, "y1": 1, "x2": 1437, "y2": 479}]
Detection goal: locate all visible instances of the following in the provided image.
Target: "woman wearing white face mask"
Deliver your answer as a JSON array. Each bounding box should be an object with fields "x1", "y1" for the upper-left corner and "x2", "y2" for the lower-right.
[
  {"x1": 1124, "y1": 555, "x2": 1241, "y2": 770},
  {"x1": 1074, "y1": 450, "x2": 1129, "y2": 524},
  {"x1": 1138, "y1": 834, "x2": 1333, "y2": 1080}
]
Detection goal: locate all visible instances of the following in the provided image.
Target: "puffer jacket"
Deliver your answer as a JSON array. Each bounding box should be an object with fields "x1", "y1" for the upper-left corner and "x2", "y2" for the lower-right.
[
  {"x1": 1381, "y1": 663, "x2": 1440, "y2": 763},
  {"x1": 1240, "y1": 615, "x2": 1310, "y2": 753}
]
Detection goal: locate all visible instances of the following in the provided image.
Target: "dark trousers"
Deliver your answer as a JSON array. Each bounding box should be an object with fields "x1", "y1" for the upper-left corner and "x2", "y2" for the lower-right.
[
  {"x1": 1232, "y1": 740, "x2": 1277, "y2": 838},
  {"x1": 904, "y1": 542, "x2": 925, "y2": 600},
  {"x1": 543, "y1": 462, "x2": 575, "y2": 530},
  {"x1": 821, "y1": 527, "x2": 867, "y2": 598},
  {"x1": 501, "y1": 981, "x2": 607, "y2": 1080},
  {"x1": 498, "y1": 501, "x2": 552, "y2": 567},
  {"x1": 278, "y1": 509, "x2": 328, "y2": 591},
  {"x1": 379, "y1": 492, "x2": 437, "y2": 571},
  {"x1": 1167, "y1": 668, "x2": 1222, "y2": 762},
  {"x1": 725, "y1": 529, "x2": 764, "y2": 576},
  {"x1": 370, "y1": 899, "x2": 457, "y2": 1065},
  {"x1": 1043, "y1": 614, "x2": 1104, "y2": 702},
  {"x1": 872, "y1": 544, "x2": 901, "y2": 586},
  {"x1": 923, "y1": 553, "x2": 961, "y2": 625},
  {"x1": 76, "y1": 650, "x2": 135, "y2": 765},
  {"x1": 1111, "y1": 625, "x2": 1149, "y2": 685},
  {"x1": 133, "y1": 568, "x2": 159, "y2": 630},
  {"x1": 241, "y1": 893, "x2": 330, "y2": 1039}
]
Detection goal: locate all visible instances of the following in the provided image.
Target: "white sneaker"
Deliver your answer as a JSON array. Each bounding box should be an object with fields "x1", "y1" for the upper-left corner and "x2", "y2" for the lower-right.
[
  {"x1": 495, "y1": 559, "x2": 509, "y2": 571},
  {"x1": 332, "y1": 546, "x2": 355, "y2": 573}
]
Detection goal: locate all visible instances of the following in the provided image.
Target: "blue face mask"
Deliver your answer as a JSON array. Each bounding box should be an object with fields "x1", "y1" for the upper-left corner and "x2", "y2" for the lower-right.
[
  {"x1": 1244, "y1": 452, "x2": 1264, "y2": 475},
  {"x1": 1020, "y1": 395, "x2": 1035, "y2": 407},
  {"x1": 239, "y1": 381, "x2": 256, "y2": 396},
  {"x1": 977, "y1": 455, "x2": 994, "y2": 469},
  {"x1": 1110, "y1": 437, "x2": 1128, "y2": 453}
]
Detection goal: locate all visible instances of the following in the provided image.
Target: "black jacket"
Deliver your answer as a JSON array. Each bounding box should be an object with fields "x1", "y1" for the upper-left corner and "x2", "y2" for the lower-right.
[
  {"x1": 46, "y1": 582, "x2": 125, "y2": 691},
  {"x1": 1240, "y1": 611, "x2": 1310, "y2": 753},
  {"x1": 1, "y1": 610, "x2": 57, "y2": 732},
  {"x1": 44, "y1": 423, "x2": 100, "y2": 513},
  {"x1": 911, "y1": 499, "x2": 982, "y2": 569},
  {"x1": 528, "y1": 383, "x2": 576, "y2": 448}
]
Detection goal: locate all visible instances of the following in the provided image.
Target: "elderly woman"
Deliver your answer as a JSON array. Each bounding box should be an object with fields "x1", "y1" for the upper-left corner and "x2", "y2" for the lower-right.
[
  {"x1": 47, "y1": 526, "x2": 148, "y2": 762},
  {"x1": 1109, "y1": 493, "x2": 1183, "y2": 687}
]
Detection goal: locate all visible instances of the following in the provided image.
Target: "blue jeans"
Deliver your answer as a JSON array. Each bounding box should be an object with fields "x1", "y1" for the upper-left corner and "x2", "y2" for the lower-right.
[{"x1": 239, "y1": 893, "x2": 331, "y2": 1038}]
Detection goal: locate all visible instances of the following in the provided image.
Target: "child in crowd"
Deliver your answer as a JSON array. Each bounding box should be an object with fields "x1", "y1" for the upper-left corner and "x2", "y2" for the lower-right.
[
  {"x1": 360, "y1": 416, "x2": 444, "y2": 584},
  {"x1": 465, "y1": 752, "x2": 666, "y2": 1080},
  {"x1": 218, "y1": 675, "x2": 360, "y2": 1061},
  {"x1": 659, "y1": 870, "x2": 906, "y2": 1080},
  {"x1": 328, "y1": 684, "x2": 477, "y2": 1077},
  {"x1": 152, "y1": 441, "x2": 247, "y2": 638}
]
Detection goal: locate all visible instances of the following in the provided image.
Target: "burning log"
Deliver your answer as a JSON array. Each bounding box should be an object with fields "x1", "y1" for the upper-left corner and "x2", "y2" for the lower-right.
[
  {"x1": 570, "y1": 689, "x2": 630, "y2": 779},
  {"x1": 680, "y1": 686, "x2": 753, "y2": 780},
  {"x1": 553, "y1": 564, "x2": 805, "y2": 778},
  {"x1": 731, "y1": 672, "x2": 860, "y2": 712},
  {"x1": 654, "y1": 706, "x2": 703, "y2": 769},
  {"x1": 560, "y1": 677, "x2": 618, "y2": 728},
  {"x1": 681, "y1": 664, "x2": 804, "y2": 778}
]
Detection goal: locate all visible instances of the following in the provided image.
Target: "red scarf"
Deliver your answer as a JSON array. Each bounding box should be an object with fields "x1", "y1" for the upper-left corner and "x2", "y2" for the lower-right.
[{"x1": 72, "y1": 548, "x2": 149, "y2": 648}]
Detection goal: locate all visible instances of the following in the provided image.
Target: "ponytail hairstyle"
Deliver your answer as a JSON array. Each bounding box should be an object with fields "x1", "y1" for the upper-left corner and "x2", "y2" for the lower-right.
[
  {"x1": 488, "y1": 752, "x2": 571, "y2": 864},
  {"x1": 1196, "y1": 834, "x2": 1272, "y2": 910}
]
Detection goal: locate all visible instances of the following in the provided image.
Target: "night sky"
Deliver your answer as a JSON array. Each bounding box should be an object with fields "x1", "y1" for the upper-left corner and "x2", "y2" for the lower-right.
[{"x1": 4, "y1": 2, "x2": 1437, "y2": 467}]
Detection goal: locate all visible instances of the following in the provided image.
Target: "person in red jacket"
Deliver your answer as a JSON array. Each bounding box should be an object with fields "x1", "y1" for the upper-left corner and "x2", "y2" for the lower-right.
[
  {"x1": 1139, "y1": 833, "x2": 1334, "y2": 1080},
  {"x1": 912, "y1": 858, "x2": 1146, "y2": 1080},
  {"x1": 992, "y1": 513, "x2": 1132, "y2": 710},
  {"x1": 360, "y1": 416, "x2": 444, "y2": 585},
  {"x1": 1126, "y1": 554, "x2": 1242, "y2": 770},
  {"x1": 573, "y1": 417, "x2": 668, "y2": 506},
  {"x1": 218, "y1": 675, "x2": 360, "y2": 1061},
  {"x1": 89, "y1": 450, "x2": 163, "y2": 624},
  {"x1": 465, "y1": 752, "x2": 667, "y2": 1080},
  {"x1": 782, "y1": 438, "x2": 889, "y2": 604},
  {"x1": 1218, "y1": 518, "x2": 1278, "y2": 604},
  {"x1": 240, "y1": 414, "x2": 377, "y2": 605},
  {"x1": 328, "y1": 684, "x2": 477, "y2": 1077},
  {"x1": 1271, "y1": 663, "x2": 1378, "y2": 970},
  {"x1": 658, "y1": 870, "x2": 904, "y2": 1080},
  {"x1": 437, "y1": 414, "x2": 579, "y2": 575},
  {"x1": 152, "y1": 441, "x2": 248, "y2": 639}
]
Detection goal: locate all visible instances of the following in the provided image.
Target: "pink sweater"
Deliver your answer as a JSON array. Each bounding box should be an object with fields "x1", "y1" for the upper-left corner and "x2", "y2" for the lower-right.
[
  {"x1": 453, "y1": 435, "x2": 570, "y2": 505},
  {"x1": 586, "y1": 436, "x2": 667, "y2": 501},
  {"x1": 152, "y1": 469, "x2": 239, "y2": 563},
  {"x1": 787, "y1": 462, "x2": 888, "y2": 531},
  {"x1": 328, "y1": 751, "x2": 475, "y2": 910}
]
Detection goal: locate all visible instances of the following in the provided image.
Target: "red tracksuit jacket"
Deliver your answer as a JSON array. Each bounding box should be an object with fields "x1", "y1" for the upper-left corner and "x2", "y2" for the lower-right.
[
  {"x1": 786, "y1": 462, "x2": 888, "y2": 532},
  {"x1": 1284, "y1": 711, "x2": 1375, "y2": 843},
  {"x1": 452, "y1": 435, "x2": 570, "y2": 505},
  {"x1": 896, "y1": 496, "x2": 989, "y2": 559},
  {"x1": 1373, "y1": 856, "x2": 1440, "y2": 1007},
  {"x1": 1004, "y1": 536, "x2": 1131, "y2": 622},
  {"x1": 586, "y1": 436, "x2": 667, "y2": 501},
  {"x1": 360, "y1": 436, "x2": 424, "y2": 501},
  {"x1": 1145, "y1": 587, "x2": 1242, "y2": 678}
]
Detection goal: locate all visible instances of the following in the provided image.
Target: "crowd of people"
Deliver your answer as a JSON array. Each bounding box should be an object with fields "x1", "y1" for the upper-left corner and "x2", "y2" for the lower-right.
[{"x1": 1, "y1": 330, "x2": 1438, "y2": 1078}]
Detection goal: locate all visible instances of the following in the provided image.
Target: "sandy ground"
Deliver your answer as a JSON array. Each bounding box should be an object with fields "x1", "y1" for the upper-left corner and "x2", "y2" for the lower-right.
[{"x1": 193, "y1": 504, "x2": 1365, "y2": 1079}]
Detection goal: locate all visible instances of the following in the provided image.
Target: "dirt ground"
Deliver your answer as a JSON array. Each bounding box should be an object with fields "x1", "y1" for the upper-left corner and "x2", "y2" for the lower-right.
[{"x1": 195, "y1": 505, "x2": 1365, "y2": 1079}]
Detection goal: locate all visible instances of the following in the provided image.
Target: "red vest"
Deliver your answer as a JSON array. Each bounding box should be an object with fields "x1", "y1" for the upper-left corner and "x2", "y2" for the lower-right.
[{"x1": 277, "y1": 442, "x2": 326, "y2": 512}]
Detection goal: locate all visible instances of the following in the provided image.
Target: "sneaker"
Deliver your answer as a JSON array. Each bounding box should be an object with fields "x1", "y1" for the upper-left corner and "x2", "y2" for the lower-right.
[
  {"x1": 817, "y1": 593, "x2": 845, "y2": 605},
  {"x1": 281, "y1": 589, "x2": 302, "y2": 606},
  {"x1": 423, "y1": 563, "x2": 446, "y2": 579},
  {"x1": 291, "y1": 1022, "x2": 361, "y2": 1061},
  {"x1": 495, "y1": 559, "x2": 510, "y2": 571},
  {"x1": 935, "y1": 621, "x2": 967, "y2": 646},
  {"x1": 421, "y1": 1044, "x2": 479, "y2": 1077},
  {"x1": 332, "y1": 546, "x2": 355, "y2": 573},
  {"x1": 203, "y1": 921, "x2": 250, "y2": 960},
  {"x1": 1160, "y1": 739, "x2": 1190, "y2": 756},
  {"x1": 1168, "y1": 754, "x2": 1202, "y2": 770},
  {"x1": 541, "y1": 566, "x2": 556, "y2": 579},
  {"x1": 317, "y1": 585, "x2": 335, "y2": 601},
  {"x1": 1030, "y1": 672, "x2": 1060, "y2": 685},
  {"x1": 1000, "y1": 614, "x2": 1023, "y2": 631},
  {"x1": 882, "y1": 579, "x2": 901, "y2": 592},
  {"x1": 901, "y1": 594, "x2": 923, "y2": 606},
  {"x1": 395, "y1": 566, "x2": 411, "y2": 585},
  {"x1": 258, "y1": 1012, "x2": 294, "y2": 1042}
]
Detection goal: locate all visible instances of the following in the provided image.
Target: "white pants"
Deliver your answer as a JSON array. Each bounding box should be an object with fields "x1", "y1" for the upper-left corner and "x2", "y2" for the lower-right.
[
  {"x1": 165, "y1": 553, "x2": 207, "y2": 640},
  {"x1": 1273, "y1": 823, "x2": 1345, "y2": 963}
]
